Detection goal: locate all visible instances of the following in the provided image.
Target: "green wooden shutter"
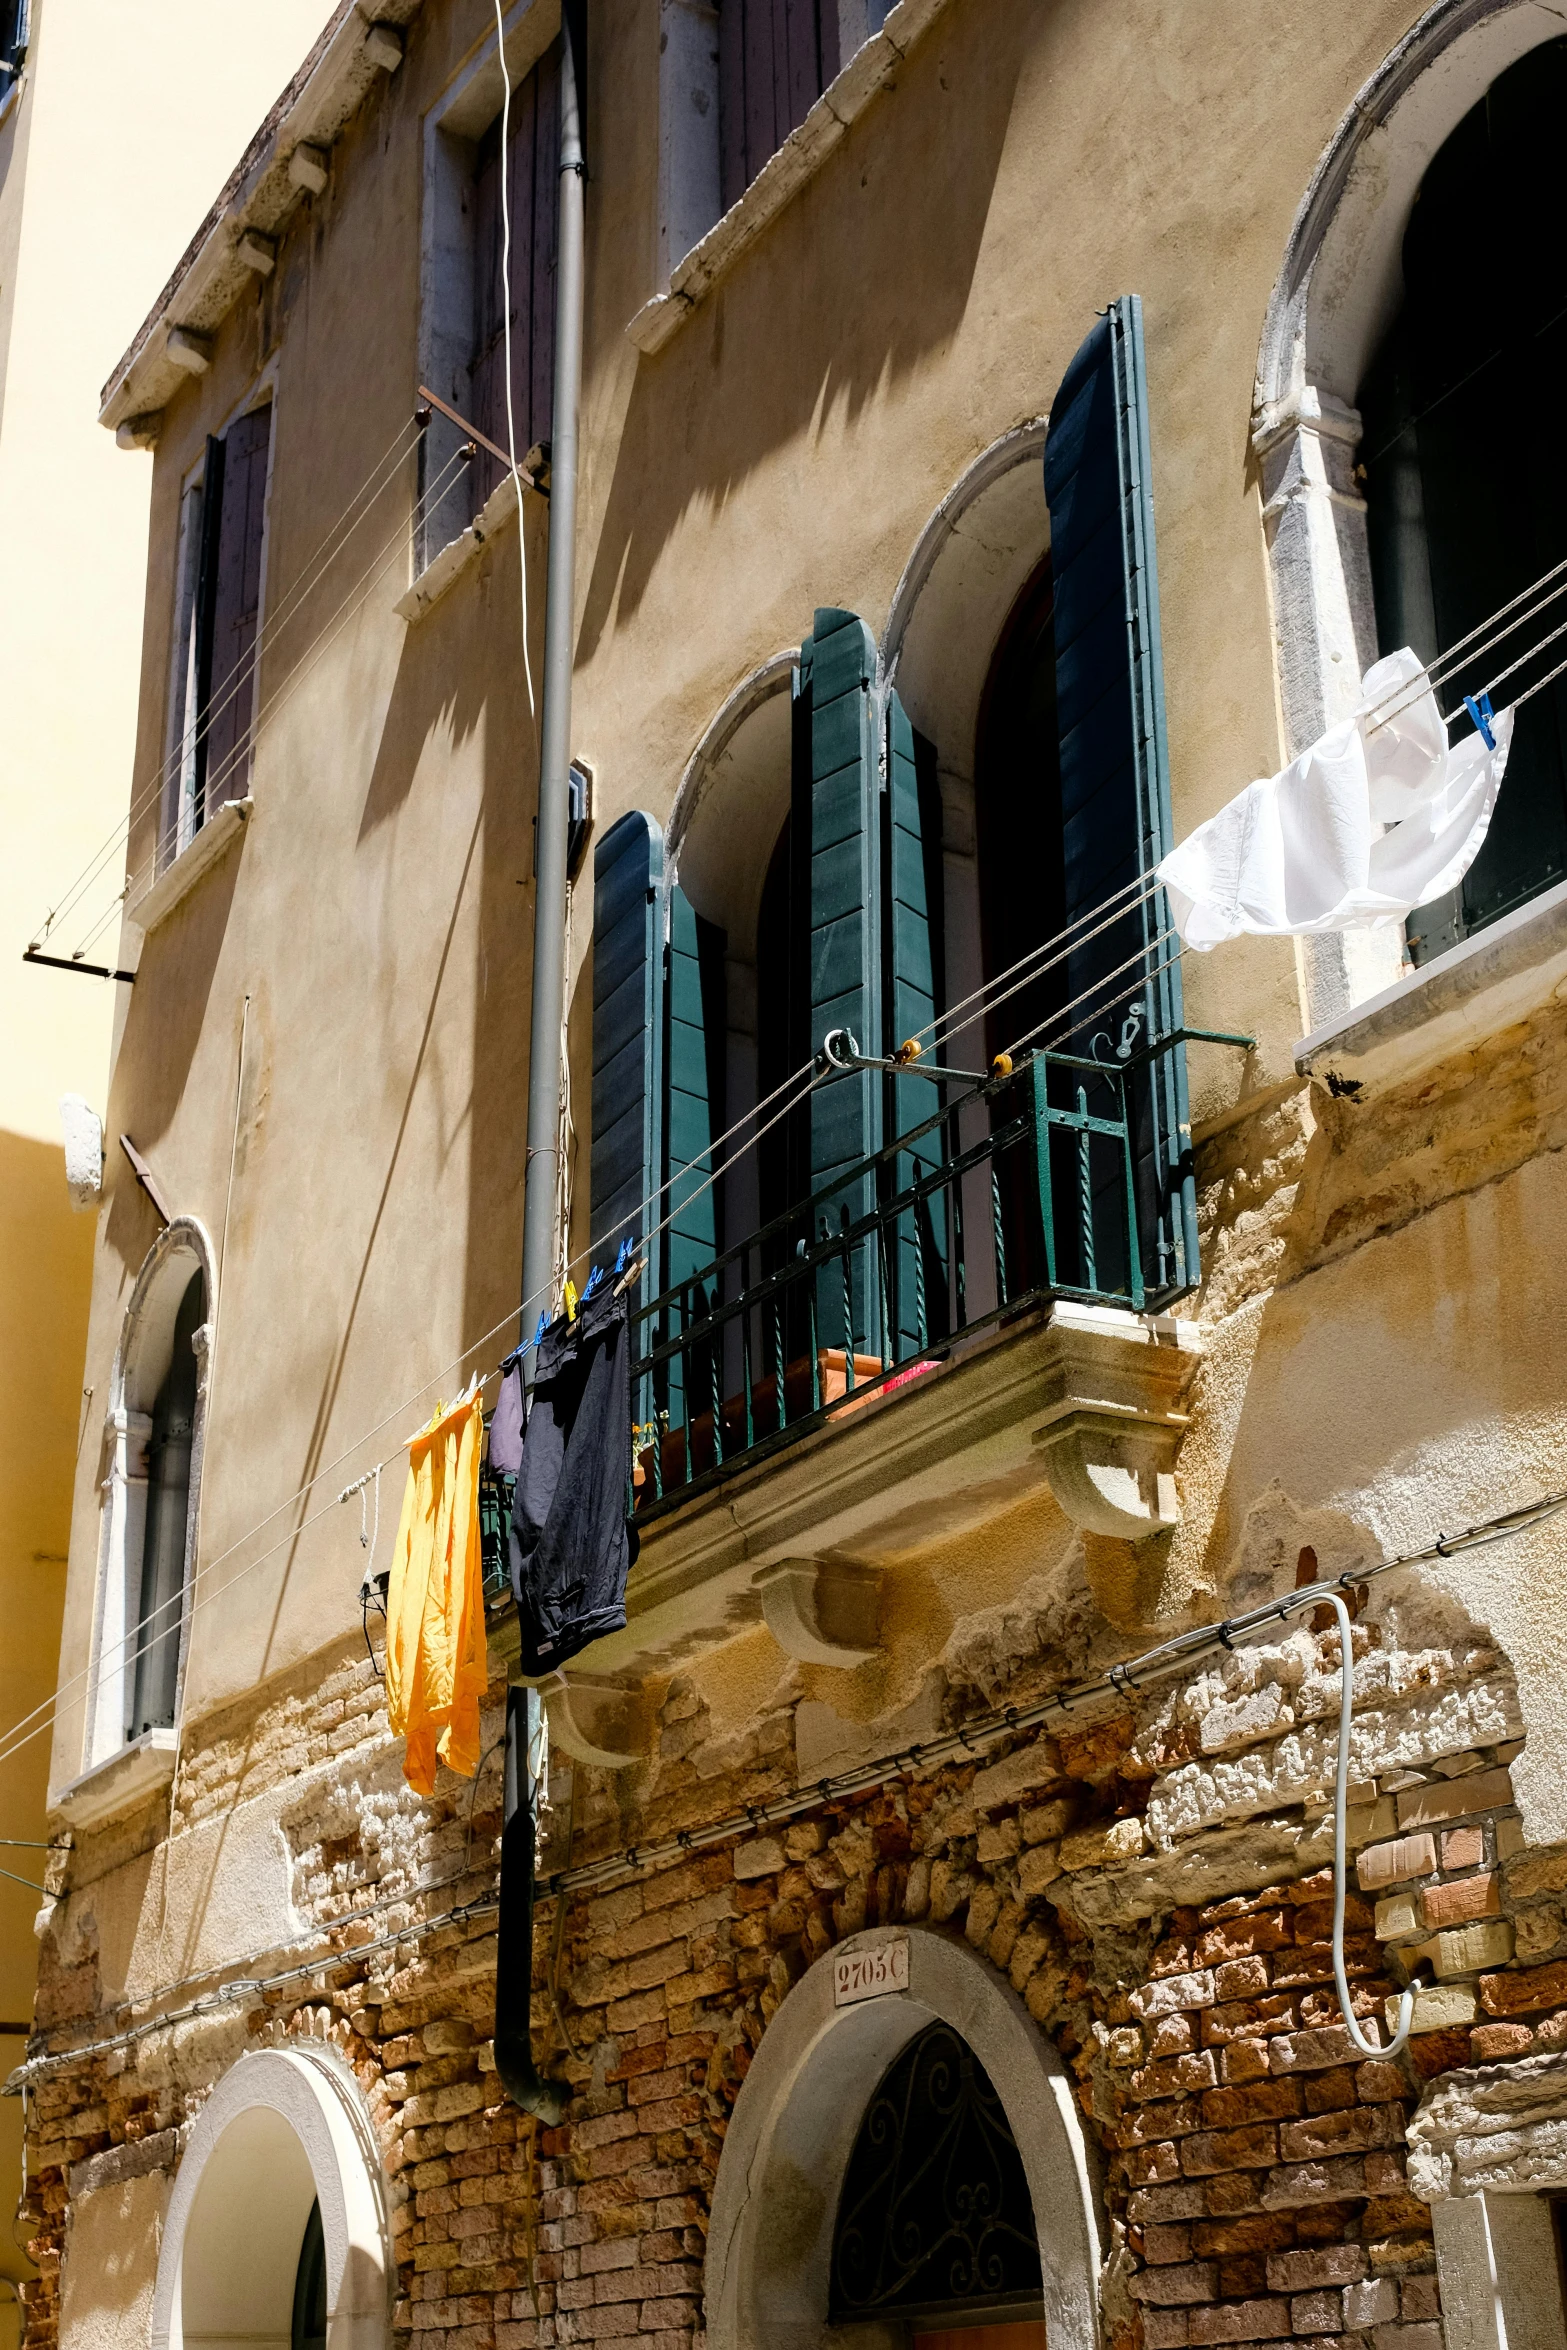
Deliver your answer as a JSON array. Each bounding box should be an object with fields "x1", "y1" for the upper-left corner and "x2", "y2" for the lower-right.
[
  {"x1": 191, "y1": 433, "x2": 226, "y2": 825},
  {"x1": 663, "y1": 882, "x2": 726, "y2": 1433},
  {"x1": 884, "y1": 687, "x2": 948, "y2": 1354},
  {"x1": 794, "y1": 606, "x2": 883, "y2": 1357},
  {"x1": 664, "y1": 884, "x2": 725, "y2": 1286},
  {"x1": 591, "y1": 812, "x2": 665, "y2": 1280},
  {"x1": 1044, "y1": 295, "x2": 1194, "y2": 1296}
]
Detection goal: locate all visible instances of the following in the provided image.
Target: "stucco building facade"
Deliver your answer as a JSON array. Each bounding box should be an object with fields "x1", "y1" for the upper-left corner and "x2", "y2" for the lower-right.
[
  {"x1": 0, "y1": 3, "x2": 366, "y2": 2334},
  {"x1": 20, "y1": 2, "x2": 1567, "y2": 2347}
]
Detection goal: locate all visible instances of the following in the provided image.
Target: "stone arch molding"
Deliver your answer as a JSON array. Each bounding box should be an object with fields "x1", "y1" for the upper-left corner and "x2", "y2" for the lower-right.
[
  {"x1": 1252, "y1": 0, "x2": 1566, "y2": 1027},
  {"x1": 150, "y1": 2044, "x2": 391, "y2": 2350},
  {"x1": 705, "y1": 1924, "x2": 1104, "y2": 2350},
  {"x1": 80, "y1": 1214, "x2": 219, "y2": 1787}
]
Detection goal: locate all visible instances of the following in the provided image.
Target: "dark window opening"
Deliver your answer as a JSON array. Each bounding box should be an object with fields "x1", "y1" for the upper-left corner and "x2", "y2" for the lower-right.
[
  {"x1": 0, "y1": 0, "x2": 29, "y2": 98},
  {"x1": 829, "y1": 2021, "x2": 1043, "y2": 2321},
  {"x1": 470, "y1": 39, "x2": 560, "y2": 515},
  {"x1": 171, "y1": 401, "x2": 273, "y2": 861},
  {"x1": 975, "y1": 556, "x2": 1066, "y2": 1069},
  {"x1": 129, "y1": 1271, "x2": 204, "y2": 1741},
  {"x1": 290, "y1": 2199, "x2": 328, "y2": 2350},
  {"x1": 1360, "y1": 36, "x2": 1567, "y2": 964}
]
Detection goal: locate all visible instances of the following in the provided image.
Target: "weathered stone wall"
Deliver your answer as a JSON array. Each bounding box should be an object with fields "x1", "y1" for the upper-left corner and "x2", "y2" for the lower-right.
[{"x1": 22, "y1": 1580, "x2": 1567, "y2": 2350}]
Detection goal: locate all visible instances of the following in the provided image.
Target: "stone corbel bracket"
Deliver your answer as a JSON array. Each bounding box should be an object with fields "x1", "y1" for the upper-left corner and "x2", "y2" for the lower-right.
[
  {"x1": 1029, "y1": 1303, "x2": 1203, "y2": 1541},
  {"x1": 754, "y1": 1557, "x2": 882, "y2": 1668},
  {"x1": 528, "y1": 1671, "x2": 647, "y2": 1770}
]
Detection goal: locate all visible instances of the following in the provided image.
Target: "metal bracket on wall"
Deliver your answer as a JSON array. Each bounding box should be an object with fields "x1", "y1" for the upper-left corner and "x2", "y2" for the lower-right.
[{"x1": 120, "y1": 1136, "x2": 173, "y2": 1227}]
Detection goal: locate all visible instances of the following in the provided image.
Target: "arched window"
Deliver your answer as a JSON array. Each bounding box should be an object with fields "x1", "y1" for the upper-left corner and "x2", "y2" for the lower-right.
[
  {"x1": 1360, "y1": 38, "x2": 1567, "y2": 963},
  {"x1": 829, "y1": 2020, "x2": 1044, "y2": 2321},
  {"x1": 61, "y1": 1219, "x2": 217, "y2": 1809},
  {"x1": 129, "y1": 1268, "x2": 204, "y2": 1741}
]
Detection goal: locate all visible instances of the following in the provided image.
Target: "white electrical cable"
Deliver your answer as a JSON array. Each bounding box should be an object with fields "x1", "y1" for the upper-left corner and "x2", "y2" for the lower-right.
[
  {"x1": 494, "y1": 0, "x2": 536, "y2": 728},
  {"x1": 1323, "y1": 1591, "x2": 1414, "y2": 2061}
]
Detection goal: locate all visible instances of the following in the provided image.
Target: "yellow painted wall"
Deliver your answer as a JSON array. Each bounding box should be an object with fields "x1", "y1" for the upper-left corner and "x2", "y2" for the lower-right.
[{"x1": 0, "y1": 2, "x2": 349, "y2": 2326}]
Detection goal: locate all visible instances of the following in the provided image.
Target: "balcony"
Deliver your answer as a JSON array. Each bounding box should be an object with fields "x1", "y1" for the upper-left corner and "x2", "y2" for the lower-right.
[{"x1": 488, "y1": 1043, "x2": 1233, "y2": 1758}]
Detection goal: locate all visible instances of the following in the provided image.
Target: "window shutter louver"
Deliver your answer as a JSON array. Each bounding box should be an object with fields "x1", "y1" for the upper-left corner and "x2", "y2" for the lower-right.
[
  {"x1": 191, "y1": 432, "x2": 226, "y2": 826},
  {"x1": 1043, "y1": 296, "x2": 1194, "y2": 1295},
  {"x1": 663, "y1": 883, "x2": 726, "y2": 1429},
  {"x1": 884, "y1": 687, "x2": 948, "y2": 1353},
  {"x1": 590, "y1": 812, "x2": 666, "y2": 1293},
  {"x1": 795, "y1": 606, "x2": 883, "y2": 1355},
  {"x1": 202, "y1": 404, "x2": 273, "y2": 815}
]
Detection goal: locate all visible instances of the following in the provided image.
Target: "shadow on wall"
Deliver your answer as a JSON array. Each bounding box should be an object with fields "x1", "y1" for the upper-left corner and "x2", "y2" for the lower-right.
[
  {"x1": 56, "y1": 2171, "x2": 166, "y2": 2350},
  {"x1": 575, "y1": 4, "x2": 1027, "y2": 667},
  {"x1": 105, "y1": 852, "x2": 243, "y2": 1174},
  {"x1": 1174, "y1": 1092, "x2": 1567, "y2": 1629}
]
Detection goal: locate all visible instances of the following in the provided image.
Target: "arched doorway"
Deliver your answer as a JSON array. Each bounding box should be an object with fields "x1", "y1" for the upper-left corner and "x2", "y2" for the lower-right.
[
  {"x1": 149, "y1": 2045, "x2": 390, "y2": 2350},
  {"x1": 830, "y1": 2019, "x2": 1045, "y2": 2327},
  {"x1": 704, "y1": 1927, "x2": 1101, "y2": 2350}
]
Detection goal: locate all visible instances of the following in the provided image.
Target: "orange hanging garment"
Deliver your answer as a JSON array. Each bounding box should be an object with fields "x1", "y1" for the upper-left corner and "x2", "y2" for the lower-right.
[{"x1": 385, "y1": 1389, "x2": 487, "y2": 1795}]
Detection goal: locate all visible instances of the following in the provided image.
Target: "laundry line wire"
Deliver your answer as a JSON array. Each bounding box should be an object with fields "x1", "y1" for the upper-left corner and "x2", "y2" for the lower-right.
[
  {"x1": 54, "y1": 439, "x2": 481, "y2": 967},
  {"x1": 0, "y1": 878, "x2": 1195, "y2": 1783},
  {"x1": 11, "y1": 1477, "x2": 1564, "y2": 2088},
  {"x1": 1360, "y1": 553, "x2": 1567, "y2": 740},
  {"x1": 44, "y1": 411, "x2": 457, "y2": 957},
  {"x1": 56, "y1": 435, "x2": 477, "y2": 969},
  {"x1": 35, "y1": 414, "x2": 427, "y2": 952},
  {"x1": 76, "y1": 435, "x2": 479, "y2": 958}
]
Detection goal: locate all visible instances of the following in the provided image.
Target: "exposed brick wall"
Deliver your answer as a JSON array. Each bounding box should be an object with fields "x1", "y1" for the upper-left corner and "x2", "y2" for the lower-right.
[{"x1": 19, "y1": 1608, "x2": 1567, "y2": 2350}]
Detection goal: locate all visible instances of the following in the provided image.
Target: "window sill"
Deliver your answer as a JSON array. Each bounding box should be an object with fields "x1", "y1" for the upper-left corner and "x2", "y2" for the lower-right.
[
  {"x1": 626, "y1": 0, "x2": 954, "y2": 358},
  {"x1": 130, "y1": 795, "x2": 252, "y2": 935},
  {"x1": 397, "y1": 470, "x2": 521, "y2": 624},
  {"x1": 51, "y1": 1727, "x2": 178, "y2": 1833},
  {"x1": 1294, "y1": 876, "x2": 1567, "y2": 1099}
]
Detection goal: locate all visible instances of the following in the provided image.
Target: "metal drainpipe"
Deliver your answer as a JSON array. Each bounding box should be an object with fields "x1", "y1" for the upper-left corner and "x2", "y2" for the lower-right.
[
  {"x1": 495, "y1": 1687, "x2": 568, "y2": 2122},
  {"x1": 498, "y1": 0, "x2": 586, "y2": 2128}
]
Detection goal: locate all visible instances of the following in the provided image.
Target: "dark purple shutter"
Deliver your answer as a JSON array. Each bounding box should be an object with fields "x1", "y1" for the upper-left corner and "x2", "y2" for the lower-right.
[
  {"x1": 471, "y1": 41, "x2": 560, "y2": 512},
  {"x1": 718, "y1": 0, "x2": 838, "y2": 211},
  {"x1": 198, "y1": 404, "x2": 271, "y2": 818}
]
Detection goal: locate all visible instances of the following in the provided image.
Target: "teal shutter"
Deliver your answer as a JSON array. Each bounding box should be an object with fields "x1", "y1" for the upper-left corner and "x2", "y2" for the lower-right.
[
  {"x1": 884, "y1": 687, "x2": 948, "y2": 1354},
  {"x1": 590, "y1": 812, "x2": 665, "y2": 1280},
  {"x1": 1044, "y1": 295, "x2": 1194, "y2": 1296},
  {"x1": 795, "y1": 607, "x2": 883, "y2": 1357},
  {"x1": 663, "y1": 882, "x2": 726, "y2": 1433},
  {"x1": 663, "y1": 884, "x2": 725, "y2": 1289}
]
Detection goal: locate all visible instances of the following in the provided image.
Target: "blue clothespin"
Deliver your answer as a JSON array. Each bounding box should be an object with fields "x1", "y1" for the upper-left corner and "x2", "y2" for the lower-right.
[
  {"x1": 529, "y1": 1309, "x2": 547, "y2": 1350},
  {"x1": 581, "y1": 1264, "x2": 606, "y2": 1302},
  {"x1": 614, "y1": 1235, "x2": 636, "y2": 1275},
  {"x1": 1464, "y1": 691, "x2": 1496, "y2": 751}
]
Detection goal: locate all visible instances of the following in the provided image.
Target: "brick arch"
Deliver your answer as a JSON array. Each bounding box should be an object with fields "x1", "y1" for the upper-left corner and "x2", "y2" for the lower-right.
[{"x1": 704, "y1": 1923, "x2": 1104, "y2": 2350}]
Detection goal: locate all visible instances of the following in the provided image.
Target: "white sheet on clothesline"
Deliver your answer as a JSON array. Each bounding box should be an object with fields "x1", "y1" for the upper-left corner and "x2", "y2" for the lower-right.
[{"x1": 1157, "y1": 647, "x2": 1513, "y2": 951}]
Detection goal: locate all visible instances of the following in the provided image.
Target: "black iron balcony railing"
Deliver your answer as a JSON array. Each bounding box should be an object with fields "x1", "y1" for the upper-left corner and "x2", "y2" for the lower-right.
[{"x1": 629, "y1": 1028, "x2": 1245, "y2": 1518}]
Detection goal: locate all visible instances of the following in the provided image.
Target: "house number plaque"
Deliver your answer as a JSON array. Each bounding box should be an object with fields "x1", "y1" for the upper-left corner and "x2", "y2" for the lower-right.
[{"x1": 832, "y1": 1937, "x2": 909, "y2": 2006}]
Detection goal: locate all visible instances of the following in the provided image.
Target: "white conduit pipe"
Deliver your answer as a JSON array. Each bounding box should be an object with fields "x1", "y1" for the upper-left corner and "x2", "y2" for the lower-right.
[{"x1": 1324, "y1": 1591, "x2": 1414, "y2": 2060}]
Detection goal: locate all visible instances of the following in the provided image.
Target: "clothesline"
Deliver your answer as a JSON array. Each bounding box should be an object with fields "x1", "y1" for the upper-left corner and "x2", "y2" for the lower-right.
[{"x1": 0, "y1": 877, "x2": 1180, "y2": 1787}]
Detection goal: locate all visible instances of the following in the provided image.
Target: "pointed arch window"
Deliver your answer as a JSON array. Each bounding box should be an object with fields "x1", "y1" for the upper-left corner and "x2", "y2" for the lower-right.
[{"x1": 828, "y1": 2020, "x2": 1043, "y2": 2321}]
